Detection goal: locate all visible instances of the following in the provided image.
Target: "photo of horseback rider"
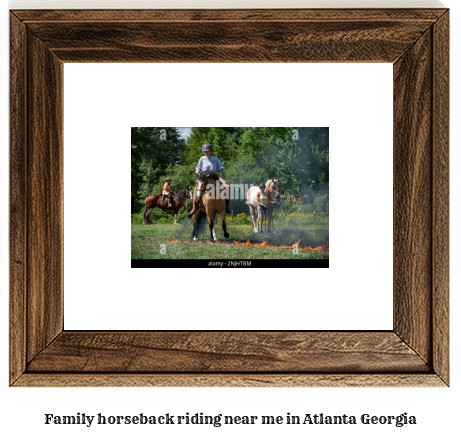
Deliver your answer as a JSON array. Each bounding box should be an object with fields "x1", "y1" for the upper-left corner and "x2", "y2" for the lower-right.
[
  {"x1": 162, "y1": 177, "x2": 174, "y2": 209},
  {"x1": 256, "y1": 183, "x2": 272, "y2": 233},
  {"x1": 190, "y1": 143, "x2": 231, "y2": 216},
  {"x1": 132, "y1": 127, "x2": 329, "y2": 263}
]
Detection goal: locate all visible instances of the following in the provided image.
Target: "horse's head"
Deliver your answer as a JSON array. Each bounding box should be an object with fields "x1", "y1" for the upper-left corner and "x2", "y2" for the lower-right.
[
  {"x1": 268, "y1": 178, "x2": 281, "y2": 202},
  {"x1": 196, "y1": 171, "x2": 219, "y2": 200},
  {"x1": 196, "y1": 173, "x2": 207, "y2": 200}
]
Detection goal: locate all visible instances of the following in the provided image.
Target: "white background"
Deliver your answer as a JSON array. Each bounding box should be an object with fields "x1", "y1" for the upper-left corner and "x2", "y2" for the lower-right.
[
  {"x1": 64, "y1": 63, "x2": 392, "y2": 331},
  {"x1": 1, "y1": 0, "x2": 459, "y2": 435}
]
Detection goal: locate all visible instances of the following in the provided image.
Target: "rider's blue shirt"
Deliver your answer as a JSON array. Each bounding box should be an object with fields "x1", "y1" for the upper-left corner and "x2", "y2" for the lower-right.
[{"x1": 196, "y1": 156, "x2": 224, "y2": 174}]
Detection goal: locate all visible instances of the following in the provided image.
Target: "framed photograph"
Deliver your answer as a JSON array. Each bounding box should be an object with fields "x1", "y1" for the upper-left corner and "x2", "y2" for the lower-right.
[
  {"x1": 10, "y1": 9, "x2": 449, "y2": 386},
  {"x1": 130, "y1": 126, "x2": 329, "y2": 268}
]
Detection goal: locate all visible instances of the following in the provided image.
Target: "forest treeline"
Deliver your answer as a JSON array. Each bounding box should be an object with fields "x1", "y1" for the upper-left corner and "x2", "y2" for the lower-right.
[{"x1": 131, "y1": 127, "x2": 329, "y2": 214}]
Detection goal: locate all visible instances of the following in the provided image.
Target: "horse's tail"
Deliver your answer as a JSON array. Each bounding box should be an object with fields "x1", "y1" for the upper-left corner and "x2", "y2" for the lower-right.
[
  {"x1": 142, "y1": 198, "x2": 148, "y2": 224},
  {"x1": 143, "y1": 196, "x2": 154, "y2": 224},
  {"x1": 197, "y1": 210, "x2": 207, "y2": 231}
]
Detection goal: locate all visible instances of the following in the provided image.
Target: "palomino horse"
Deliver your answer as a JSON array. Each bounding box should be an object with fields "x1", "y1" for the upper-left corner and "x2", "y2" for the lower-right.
[
  {"x1": 191, "y1": 170, "x2": 229, "y2": 242},
  {"x1": 247, "y1": 179, "x2": 280, "y2": 233},
  {"x1": 143, "y1": 188, "x2": 191, "y2": 224}
]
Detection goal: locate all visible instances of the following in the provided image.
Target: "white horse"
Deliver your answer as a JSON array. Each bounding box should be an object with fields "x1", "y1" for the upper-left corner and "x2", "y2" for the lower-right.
[{"x1": 247, "y1": 179, "x2": 279, "y2": 233}]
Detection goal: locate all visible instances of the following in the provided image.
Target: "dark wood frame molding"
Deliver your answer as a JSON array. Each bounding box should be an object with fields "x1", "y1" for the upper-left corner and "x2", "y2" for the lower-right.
[{"x1": 10, "y1": 9, "x2": 449, "y2": 387}]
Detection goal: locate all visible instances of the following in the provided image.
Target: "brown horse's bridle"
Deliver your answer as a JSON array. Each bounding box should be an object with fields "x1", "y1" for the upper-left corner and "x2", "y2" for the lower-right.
[
  {"x1": 196, "y1": 184, "x2": 210, "y2": 197},
  {"x1": 196, "y1": 176, "x2": 213, "y2": 198}
]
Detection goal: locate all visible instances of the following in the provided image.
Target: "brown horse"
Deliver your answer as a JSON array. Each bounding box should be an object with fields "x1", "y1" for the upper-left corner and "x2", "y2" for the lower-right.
[
  {"x1": 143, "y1": 188, "x2": 191, "y2": 224},
  {"x1": 191, "y1": 170, "x2": 229, "y2": 242}
]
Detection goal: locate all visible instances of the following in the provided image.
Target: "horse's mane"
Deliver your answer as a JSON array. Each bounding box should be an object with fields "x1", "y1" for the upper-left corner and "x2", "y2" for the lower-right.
[
  {"x1": 176, "y1": 188, "x2": 190, "y2": 199},
  {"x1": 198, "y1": 170, "x2": 219, "y2": 181},
  {"x1": 266, "y1": 179, "x2": 278, "y2": 192}
]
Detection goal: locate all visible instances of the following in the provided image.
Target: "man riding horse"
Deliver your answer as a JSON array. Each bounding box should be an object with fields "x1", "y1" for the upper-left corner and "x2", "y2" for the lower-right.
[{"x1": 189, "y1": 143, "x2": 231, "y2": 217}]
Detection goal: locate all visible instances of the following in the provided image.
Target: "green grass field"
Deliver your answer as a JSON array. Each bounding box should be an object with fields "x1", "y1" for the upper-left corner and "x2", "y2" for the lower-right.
[{"x1": 131, "y1": 223, "x2": 329, "y2": 260}]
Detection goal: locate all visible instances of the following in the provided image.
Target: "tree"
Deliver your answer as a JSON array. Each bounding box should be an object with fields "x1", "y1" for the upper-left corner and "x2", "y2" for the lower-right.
[
  {"x1": 131, "y1": 127, "x2": 185, "y2": 204},
  {"x1": 131, "y1": 126, "x2": 329, "y2": 215},
  {"x1": 182, "y1": 127, "x2": 246, "y2": 168}
]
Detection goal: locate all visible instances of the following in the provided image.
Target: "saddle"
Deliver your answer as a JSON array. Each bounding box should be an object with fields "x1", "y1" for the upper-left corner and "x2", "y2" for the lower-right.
[{"x1": 161, "y1": 193, "x2": 174, "y2": 208}]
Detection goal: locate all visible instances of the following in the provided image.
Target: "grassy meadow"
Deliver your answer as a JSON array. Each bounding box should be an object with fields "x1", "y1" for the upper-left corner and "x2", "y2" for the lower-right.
[{"x1": 131, "y1": 214, "x2": 329, "y2": 260}]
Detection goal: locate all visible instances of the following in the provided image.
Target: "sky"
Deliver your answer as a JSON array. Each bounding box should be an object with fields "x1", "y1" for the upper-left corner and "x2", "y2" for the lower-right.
[{"x1": 177, "y1": 127, "x2": 192, "y2": 139}]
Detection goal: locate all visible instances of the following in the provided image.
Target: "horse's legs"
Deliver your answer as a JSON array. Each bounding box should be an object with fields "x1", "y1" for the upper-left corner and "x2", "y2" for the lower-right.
[
  {"x1": 188, "y1": 186, "x2": 199, "y2": 218},
  {"x1": 144, "y1": 207, "x2": 154, "y2": 224},
  {"x1": 248, "y1": 205, "x2": 252, "y2": 230},
  {"x1": 191, "y1": 211, "x2": 198, "y2": 240},
  {"x1": 249, "y1": 205, "x2": 257, "y2": 232},
  {"x1": 192, "y1": 208, "x2": 204, "y2": 241},
  {"x1": 267, "y1": 207, "x2": 275, "y2": 233},
  {"x1": 207, "y1": 211, "x2": 215, "y2": 243},
  {"x1": 192, "y1": 219, "x2": 197, "y2": 240},
  {"x1": 220, "y1": 209, "x2": 229, "y2": 238},
  {"x1": 208, "y1": 223, "x2": 215, "y2": 243},
  {"x1": 212, "y1": 212, "x2": 219, "y2": 240}
]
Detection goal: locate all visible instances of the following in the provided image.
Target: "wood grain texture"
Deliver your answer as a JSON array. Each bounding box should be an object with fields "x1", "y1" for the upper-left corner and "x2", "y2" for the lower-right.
[
  {"x1": 12, "y1": 9, "x2": 447, "y2": 23},
  {"x1": 27, "y1": 332, "x2": 429, "y2": 373},
  {"x1": 9, "y1": 9, "x2": 449, "y2": 387},
  {"x1": 432, "y1": 11, "x2": 449, "y2": 385},
  {"x1": 13, "y1": 374, "x2": 446, "y2": 388},
  {"x1": 393, "y1": 29, "x2": 433, "y2": 364},
  {"x1": 10, "y1": 13, "x2": 27, "y2": 385},
  {"x1": 26, "y1": 20, "x2": 432, "y2": 63},
  {"x1": 26, "y1": 34, "x2": 64, "y2": 362}
]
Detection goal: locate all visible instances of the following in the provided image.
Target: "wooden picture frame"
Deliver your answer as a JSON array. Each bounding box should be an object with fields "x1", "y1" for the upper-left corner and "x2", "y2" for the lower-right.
[{"x1": 10, "y1": 9, "x2": 449, "y2": 387}]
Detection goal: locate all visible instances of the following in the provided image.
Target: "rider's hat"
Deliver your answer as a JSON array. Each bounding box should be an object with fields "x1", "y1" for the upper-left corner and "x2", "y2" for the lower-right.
[
  {"x1": 164, "y1": 178, "x2": 172, "y2": 182},
  {"x1": 202, "y1": 143, "x2": 213, "y2": 152},
  {"x1": 259, "y1": 183, "x2": 266, "y2": 189}
]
